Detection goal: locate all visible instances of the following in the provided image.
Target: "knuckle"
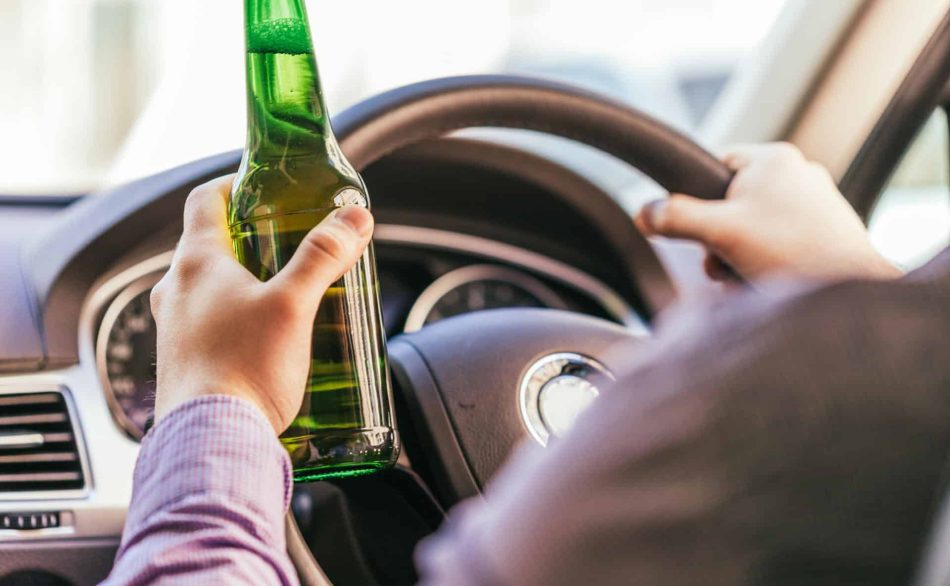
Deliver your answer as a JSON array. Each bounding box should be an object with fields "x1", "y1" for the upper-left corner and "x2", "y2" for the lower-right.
[
  {"x1": 183, "y1": 187, "x2": 207, "y2": 220},
  {"x1": 712, "y1": 222, "x2": 747, "y2": 255},
  {"x1": 770, "y1": 141, "x2": 804, "y2": 161},
  {"x1": 149, "y1": 280, "x2": 167, "y2": 312},
  {"x1": 659, "y1": 197, "x2": 689, "y2": 231},
  {"x1": 773, "y1": 141, "x2": 799, "y2": 155},
  {"x1": 171, "y1": 251, "x2": 208, "y2": 284},
  {"x1": 182, "y1": 183, "x2": 224, "y2": 232},
  {"x1": 664, "y1": 195, "x2": 686, "y2": 212},
  {"x1": 722, "y1": 151, "x2": 743, "y2": 170},
  {"x1": 706, "y1": 223, "x2": 734, "y2": 252},
  {"x1": 807, "y1": 161, "x2": 833, "y2": 180},
  {"x1": 703, "y1": 206, "x2": 740, "y2": 252},
  {"x1": 305, "y1": 226, "x2": 350, "y2": 266}
]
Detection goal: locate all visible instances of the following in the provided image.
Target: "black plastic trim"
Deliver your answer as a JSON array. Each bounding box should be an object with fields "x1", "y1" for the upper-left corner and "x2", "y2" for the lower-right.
[{"x1": 388, "y1": 339, "x2": 480, "y2": 506}]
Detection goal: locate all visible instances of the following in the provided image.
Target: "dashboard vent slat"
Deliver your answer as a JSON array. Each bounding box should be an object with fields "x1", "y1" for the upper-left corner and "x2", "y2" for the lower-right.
[
  {"x1": 0, "y1": 413, "x2": 68, "y2": 426},
  {"x1": 0, "y1": 452, "x2": 78, "y2": 464},
  {"x1": 0, "y1": 472, "x2": 83, "y2": 483},
  {"x1": 0, "y1": 395, "x2": 60, "y2": 407},
  {"x1": 0, "y1": 392, "x2": 85, "y2": 493}
]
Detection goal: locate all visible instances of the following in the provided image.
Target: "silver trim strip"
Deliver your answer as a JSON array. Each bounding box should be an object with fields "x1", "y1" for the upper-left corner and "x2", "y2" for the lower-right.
[
  {"x1": 518, "y1": 353, "x2": 613, "y2": 447},
  {"x1": 374, "y1": 225, "x2": 646, "y2": 333},
  {"x1": 88, "y1": 252, "x2": 176, "y2": 309},
  {"x1": 95, "y1": 274, "x2": 164, "y2": 440},
  {"x1": 403, "y1": 264, "x2": 567, "y2": 333},
  {"x1": 84, "y1": 251, "x2": 174, "y2": 442},
  {"x1": 0, "y1": 525, "x2": 77, "y2": 539},
  {"x1": 0, "y1": 433, "x2": 45, "y2": 449}
]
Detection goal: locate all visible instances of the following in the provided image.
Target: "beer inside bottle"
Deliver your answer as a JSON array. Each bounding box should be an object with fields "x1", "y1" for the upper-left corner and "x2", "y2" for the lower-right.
[{"x1": 231, "y1": 0, "x2": 398, "y2": 481}]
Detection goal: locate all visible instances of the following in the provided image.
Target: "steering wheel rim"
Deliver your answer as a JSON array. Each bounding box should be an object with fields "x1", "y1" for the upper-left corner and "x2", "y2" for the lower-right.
[
  {"x1": 337, "y1": 74, "x2": 733, "y2": 317},
  {"x1": 329, "y1": 75, "x2": 733, "y2": 507},
  {"x1": 336, "y1": 75, "x2": 732, "y2": 200}
]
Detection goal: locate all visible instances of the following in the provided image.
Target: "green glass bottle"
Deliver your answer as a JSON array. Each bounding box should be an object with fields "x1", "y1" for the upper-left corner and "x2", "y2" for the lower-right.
[{"x1": 230, "y1": 0, "x2": 398, "y2": 481}]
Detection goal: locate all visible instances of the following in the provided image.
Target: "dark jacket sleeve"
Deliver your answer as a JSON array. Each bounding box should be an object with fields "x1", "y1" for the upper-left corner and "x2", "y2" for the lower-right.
[{"x1": 416, "y1": 250, "x2": 950, "y2": 586}]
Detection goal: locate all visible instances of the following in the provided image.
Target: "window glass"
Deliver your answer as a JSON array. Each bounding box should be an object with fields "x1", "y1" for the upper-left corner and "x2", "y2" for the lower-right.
[
  {"x1": 0, "y1": 0, "x2": 790, "y2": 195},
  {"x1": 868, "y1": 110, "x2": 950, "y2": 269}
]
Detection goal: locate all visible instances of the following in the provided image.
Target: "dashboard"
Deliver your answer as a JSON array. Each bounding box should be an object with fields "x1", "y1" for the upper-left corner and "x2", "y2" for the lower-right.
[
  {"x1": 0, "y1": 137, "x2": 666, "y2": 584},
  {"x1": 93, "y1": 235, "x2": 632, "y2": 441}
]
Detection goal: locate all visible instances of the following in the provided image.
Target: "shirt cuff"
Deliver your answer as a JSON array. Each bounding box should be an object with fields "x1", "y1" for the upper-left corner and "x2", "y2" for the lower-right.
[{"x1": 124, "y1": 395, "x2": 293, "y2": 536}]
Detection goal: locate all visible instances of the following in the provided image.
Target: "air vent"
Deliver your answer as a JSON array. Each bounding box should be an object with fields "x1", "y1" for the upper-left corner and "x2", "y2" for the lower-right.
[{"x1": 0, "y1": 392, "x2": 85, "y2": 493}]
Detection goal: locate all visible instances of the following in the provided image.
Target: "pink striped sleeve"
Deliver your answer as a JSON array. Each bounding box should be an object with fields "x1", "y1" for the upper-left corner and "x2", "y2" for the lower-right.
[{"x1": 103, "y1": 395, "x2": 297, "y2": 585}]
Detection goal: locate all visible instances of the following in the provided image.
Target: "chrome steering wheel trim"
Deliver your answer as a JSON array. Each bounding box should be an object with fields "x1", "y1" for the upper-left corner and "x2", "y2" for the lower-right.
[{"x1": 519, "y1": 352, "x2": 614, "y2": 446}]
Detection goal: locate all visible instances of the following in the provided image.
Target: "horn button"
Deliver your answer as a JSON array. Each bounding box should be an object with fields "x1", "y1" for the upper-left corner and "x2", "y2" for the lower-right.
[
  {"x1": 389, "y1": 309, "x2": 639, "y2": 505},
  {"x1": 520, "y1": 353, "x2": 613, "y2": 446}
]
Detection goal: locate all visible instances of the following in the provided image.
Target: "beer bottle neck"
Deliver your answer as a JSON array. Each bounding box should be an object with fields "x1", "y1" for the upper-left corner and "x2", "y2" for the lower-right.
[{"x1": 243, "y1": 0, "x2": 335, "y2": 159}]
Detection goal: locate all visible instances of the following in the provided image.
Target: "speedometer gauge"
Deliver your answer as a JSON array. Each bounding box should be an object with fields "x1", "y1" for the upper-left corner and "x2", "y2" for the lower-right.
[
  {"x1": 404, "y1": 265, "x2": 565, "y2": 332},
  {"x1": 95, "y1": 275, "x2": 160, "y2": 440}
]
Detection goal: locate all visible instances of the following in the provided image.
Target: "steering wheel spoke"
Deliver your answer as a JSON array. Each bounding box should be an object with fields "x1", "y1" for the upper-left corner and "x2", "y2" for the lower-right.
[{"x1": 391, "y1": 308, "x2": 644, "y2": 507}]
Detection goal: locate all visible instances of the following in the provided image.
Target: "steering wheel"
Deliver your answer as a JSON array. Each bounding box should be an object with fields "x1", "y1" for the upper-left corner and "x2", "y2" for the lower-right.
[{"x1": 328, "y1": 75, "x2": 733, "y2": 504}]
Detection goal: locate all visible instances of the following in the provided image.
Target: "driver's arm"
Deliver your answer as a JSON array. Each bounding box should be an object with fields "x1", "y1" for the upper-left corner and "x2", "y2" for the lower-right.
[
  {"x1": 415, "y1": 144, "x2": 939, "y2": 585},
  {"x1": 103, "y1": 177, "x2": 374, "y2": 585},
  {"x1": 416, "y1": 252, "x2": 949, "y2": 585}
]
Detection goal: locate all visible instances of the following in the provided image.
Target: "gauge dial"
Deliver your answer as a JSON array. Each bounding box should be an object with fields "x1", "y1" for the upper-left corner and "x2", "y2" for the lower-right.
[
  {"x1": 96, "y1": 265, "x2": 565, "y2": 435},
  {"x1": 404, "y1": 265, "x2": 565, "y2": 332},
  {"x1": 96, "y1": 276, "x2": 160, "y2": 439}
]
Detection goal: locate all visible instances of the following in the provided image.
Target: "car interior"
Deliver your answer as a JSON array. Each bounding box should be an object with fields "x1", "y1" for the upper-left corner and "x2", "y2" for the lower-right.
[{"x1": 1, "y1": 1, "x2": 949, "y2": 585}]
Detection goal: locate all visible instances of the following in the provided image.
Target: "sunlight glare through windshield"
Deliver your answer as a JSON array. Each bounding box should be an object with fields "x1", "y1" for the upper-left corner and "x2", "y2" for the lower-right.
[{"x1": 0, "y1": 0, "x2": 787, "y2": 195}]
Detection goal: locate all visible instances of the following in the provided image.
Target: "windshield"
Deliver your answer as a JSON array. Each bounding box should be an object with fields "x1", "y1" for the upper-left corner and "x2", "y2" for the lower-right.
[{"x1": 0, "y1": 0, "x2": 788, "y2": 195}]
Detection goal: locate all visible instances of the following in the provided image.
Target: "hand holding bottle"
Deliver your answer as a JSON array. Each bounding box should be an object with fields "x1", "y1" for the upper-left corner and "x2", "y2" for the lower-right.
[
  {"x1": 635, "y1": 142, "x2": 902, "y2": 283},
  {"x1": 234, "y1": 0, "x2": 399, "y2": 480},
  {"x1": 150, "y1": 175, "x2": 374, "y2": 433}
]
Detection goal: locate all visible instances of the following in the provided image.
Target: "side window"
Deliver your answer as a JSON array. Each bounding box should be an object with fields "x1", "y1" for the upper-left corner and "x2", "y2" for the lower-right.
[{"x1": 868, "y1": 109, "x2": 950, "y2": 269}]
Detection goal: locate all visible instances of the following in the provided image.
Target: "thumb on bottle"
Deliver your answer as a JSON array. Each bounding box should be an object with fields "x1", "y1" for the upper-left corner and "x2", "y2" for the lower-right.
[{"x1": 271, "y1": 206, "x2": 374, "y2": 300}]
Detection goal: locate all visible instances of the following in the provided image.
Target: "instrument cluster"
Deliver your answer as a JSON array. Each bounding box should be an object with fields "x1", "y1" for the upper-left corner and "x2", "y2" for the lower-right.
[{"x1": 94, "y1": 257, "x2": 575, "y2": 439}]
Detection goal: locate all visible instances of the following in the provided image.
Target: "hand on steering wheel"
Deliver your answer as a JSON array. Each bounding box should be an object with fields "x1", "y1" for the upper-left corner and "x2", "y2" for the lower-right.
[{"x1": 635, "y1": 142, "x2": 901, "y2": 284}]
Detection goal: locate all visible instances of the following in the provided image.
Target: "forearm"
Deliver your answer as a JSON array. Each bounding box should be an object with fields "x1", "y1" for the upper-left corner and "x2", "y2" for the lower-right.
[{"x1": 104, "y1": 396, "x2": 297, "y2": 586}]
